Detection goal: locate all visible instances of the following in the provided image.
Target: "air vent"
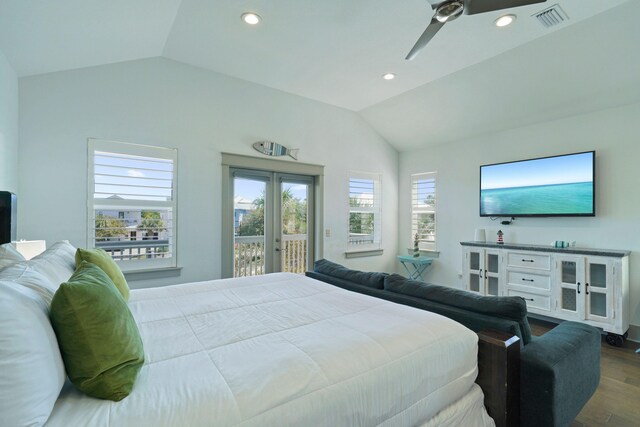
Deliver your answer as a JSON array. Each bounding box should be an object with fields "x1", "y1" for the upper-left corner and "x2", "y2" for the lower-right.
[{"x1": 533, "y1": 4, "x2": 569, "y2": 28}]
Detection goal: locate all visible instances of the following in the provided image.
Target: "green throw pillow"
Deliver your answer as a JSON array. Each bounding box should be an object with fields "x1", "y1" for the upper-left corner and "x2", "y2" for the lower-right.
[
  {"x1": 50, "y1": 261, "x2": 144, "y2": 401},
  {"x1": 76, "y1": 248, "x2": 130, "y2": 300}
]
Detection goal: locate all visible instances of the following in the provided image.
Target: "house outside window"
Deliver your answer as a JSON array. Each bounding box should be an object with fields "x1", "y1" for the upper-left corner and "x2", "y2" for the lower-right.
[
  {"x1": 411, "y1": 172, "x2": 437, "y2": 251},
  {"x1": 87, "y1": 139, "x2": 177, "y2": 271},
  {"x1": 348, "y1": 172, "x2": 381, "y2": 250}
]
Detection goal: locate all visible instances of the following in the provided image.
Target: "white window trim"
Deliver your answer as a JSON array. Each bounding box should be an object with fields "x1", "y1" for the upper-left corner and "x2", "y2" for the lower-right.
[
  {"x1": 87, "y1": 138, "x2": 178, "y2": 272},
  {"x1": 411, "y1": 171, "x2": 437, "y2": 251},
  {"x1": 347, "y1": 171, "x2": 382, "y2": 252}
]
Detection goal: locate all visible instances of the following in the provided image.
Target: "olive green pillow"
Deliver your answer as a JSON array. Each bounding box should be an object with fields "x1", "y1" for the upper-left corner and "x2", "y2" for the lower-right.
[
  {"x1": 50, "y1": 261, "x2": 144, "y2": 401},
  {"x1": 75, "y1": 248, "x2": 129, "y2": 300}
]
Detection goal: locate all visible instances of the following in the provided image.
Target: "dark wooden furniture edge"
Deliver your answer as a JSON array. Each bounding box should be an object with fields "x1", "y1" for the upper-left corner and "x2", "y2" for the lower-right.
[{"x1": 476, "y1": 329, "x2": 521, "y2": 427}]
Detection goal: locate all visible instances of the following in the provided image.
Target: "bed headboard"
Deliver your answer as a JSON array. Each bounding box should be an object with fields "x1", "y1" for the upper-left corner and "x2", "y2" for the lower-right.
[{"x1": 0, "y1": 192, "x2": 17, "y2": 244}]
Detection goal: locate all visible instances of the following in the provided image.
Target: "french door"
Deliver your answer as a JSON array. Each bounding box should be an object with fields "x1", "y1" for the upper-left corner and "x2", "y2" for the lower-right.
[{"x1": 230, "y1": 169, "x2": 314, "y2": 277}]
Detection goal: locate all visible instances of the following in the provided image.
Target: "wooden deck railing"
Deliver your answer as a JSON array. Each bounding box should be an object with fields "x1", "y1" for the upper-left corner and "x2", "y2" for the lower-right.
[{"x1": 234, "y1": 234, "x2": 308, "y2": 277}]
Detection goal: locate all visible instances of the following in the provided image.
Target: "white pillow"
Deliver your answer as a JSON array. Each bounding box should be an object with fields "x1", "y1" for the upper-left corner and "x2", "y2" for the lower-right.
[
  {"x1": 0, "y1": 241, "x2": 77, "y2": 307},
  {"x1": 0, "y1": 263, "x2": 57, "y2": 306},
  {"x1": 0, "y1": 282, "x2": 66, "y2": 427},
  {"x1": 0, "y1": 243, "x2": 26, "y2": 270},
  {"x1": 29, "y1": 241, "x2": 77, "y2": 289}
]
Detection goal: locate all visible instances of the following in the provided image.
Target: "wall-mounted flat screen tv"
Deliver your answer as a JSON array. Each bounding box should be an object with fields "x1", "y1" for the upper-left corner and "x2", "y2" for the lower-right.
[{"x1": 480, "y1": 151, "x2": 595, "y2": 217}]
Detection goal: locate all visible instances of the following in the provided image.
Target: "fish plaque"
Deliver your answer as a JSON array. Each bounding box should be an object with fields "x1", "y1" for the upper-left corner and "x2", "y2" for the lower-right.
[{"x1": 252, "y1": 141, "x2": 298, "y2": 160}]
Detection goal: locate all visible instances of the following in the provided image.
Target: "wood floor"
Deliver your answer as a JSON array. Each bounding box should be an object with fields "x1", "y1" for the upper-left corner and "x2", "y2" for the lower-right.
[{"x1": 529, "y1": 319, "x2": 640, "y2": 427}]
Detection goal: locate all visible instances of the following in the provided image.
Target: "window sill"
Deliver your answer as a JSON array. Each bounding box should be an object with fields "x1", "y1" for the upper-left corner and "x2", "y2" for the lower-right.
[
  {"x1": 345, "y1": 249, "x2": 384, "y2": 258},
  {"x1": 406, "y1": 248, "x2": 440, "y2": 258},
  {"x1": 123, "y1": 266, "x2": 183, "y2": 280}
]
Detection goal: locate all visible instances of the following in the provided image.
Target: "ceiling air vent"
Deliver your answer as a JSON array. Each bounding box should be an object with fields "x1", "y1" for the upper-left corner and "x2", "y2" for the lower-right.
[{"x1": 533, "y1": 4, "x2": 569, "y2": 29}]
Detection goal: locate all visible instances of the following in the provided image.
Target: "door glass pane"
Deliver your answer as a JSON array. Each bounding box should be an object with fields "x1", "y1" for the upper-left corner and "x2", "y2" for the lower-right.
[
  {"x1": 488, "y1": 276, "x2": 499, "y2": 296},
  {"x1": 562, "y1": 288, "x2": 577, "y2": 311},
  {"x1": 487, "y1": 254, "x2": 499, "y2": 274},
  {"x1": 470, "y1": 252, "x2": 480, "y2": 270},
  {"x1": 590, "y1": 292, "x2": 607, "y2": 317},
  {"x1": 470, "y1": 274, "x2": 480, "y2": 292},
  {"x1": 590, "y1": 263, "x2": 607, "y2": 288},
  {"x1": 234, "y1": 178, "x2": 266, "y2": 277},
  {"x1": 561, "y1": 261, "x2": 577, "y2": 284},
  {"x1": 281, "y1": 182, "x2": 308, "y2": 274}
]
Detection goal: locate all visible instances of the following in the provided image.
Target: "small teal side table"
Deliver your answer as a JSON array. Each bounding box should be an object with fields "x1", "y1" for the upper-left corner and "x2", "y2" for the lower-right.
[{"x1": 397, "y1": 255, "x2": 433, "y2": 281}]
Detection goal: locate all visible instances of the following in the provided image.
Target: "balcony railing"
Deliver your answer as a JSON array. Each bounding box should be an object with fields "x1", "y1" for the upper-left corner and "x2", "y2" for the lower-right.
[
  {"x1": 96, "y1": 239, "x2": 171, "y2": 261},
  {"x1": 234, "y1": 234, "x2": 307, "y2": 277}
]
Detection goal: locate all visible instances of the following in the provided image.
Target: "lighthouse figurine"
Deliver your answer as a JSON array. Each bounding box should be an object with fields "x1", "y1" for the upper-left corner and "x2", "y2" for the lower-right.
[{"x1": 497, "y1": 230, "x2": 504, "y2": 245}]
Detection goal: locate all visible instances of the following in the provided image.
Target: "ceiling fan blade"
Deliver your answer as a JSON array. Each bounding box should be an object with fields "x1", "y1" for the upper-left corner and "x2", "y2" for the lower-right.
[
  {"x1": 465, "y1": 0, "x2": 547, "y2": 15},
  {"x1": 405, "y1": 17, "x2": 446, "y2": 60}
]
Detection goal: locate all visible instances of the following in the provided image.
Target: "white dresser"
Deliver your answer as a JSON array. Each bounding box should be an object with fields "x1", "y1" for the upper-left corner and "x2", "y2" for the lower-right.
[{"x1": 460, "y1": 242, "x2": 630, "y2": 346}]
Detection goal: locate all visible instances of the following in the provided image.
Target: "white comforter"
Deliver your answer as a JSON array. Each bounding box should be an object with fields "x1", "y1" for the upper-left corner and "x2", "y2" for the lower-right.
[{"x1": 46, "y1": 273, "x2": 480, "y2": 427}]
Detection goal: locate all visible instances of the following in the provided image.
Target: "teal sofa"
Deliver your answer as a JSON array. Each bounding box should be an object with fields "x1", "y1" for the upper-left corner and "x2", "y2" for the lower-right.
[{"x1": 306, "y1": 259, "x2": 601, "y2": 427}]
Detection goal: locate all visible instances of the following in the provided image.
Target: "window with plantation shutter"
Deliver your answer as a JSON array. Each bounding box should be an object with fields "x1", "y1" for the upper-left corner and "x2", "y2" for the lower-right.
[
  {"x1": 411, "y1": 172, "x2": 436, "y2": 250},
  {"x1": 87, "y1": 139, "x2": 177, "y2": 271},
  {"x1": 348, "y1": 172, "x2": 381, "y2": 250}
]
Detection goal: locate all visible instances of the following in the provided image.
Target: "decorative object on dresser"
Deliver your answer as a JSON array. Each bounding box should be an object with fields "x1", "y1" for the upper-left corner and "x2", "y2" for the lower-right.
[
  {"x1": 461, "y1": 241, "x2": 630, "y2": 346},
  {"x1": 474, "y1": 228, "x2": 486, "y2": 243}
]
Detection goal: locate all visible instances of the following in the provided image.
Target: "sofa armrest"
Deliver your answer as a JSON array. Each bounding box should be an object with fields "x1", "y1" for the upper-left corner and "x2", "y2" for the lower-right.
[{"x1": 520, "y1": 321, "x2": 600, "y2": 427}]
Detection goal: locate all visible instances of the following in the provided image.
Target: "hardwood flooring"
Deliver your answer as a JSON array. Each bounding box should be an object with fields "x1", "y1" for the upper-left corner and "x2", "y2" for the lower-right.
[{"x1": 529, "y1": 319, "x2": 640, "y2": 427}]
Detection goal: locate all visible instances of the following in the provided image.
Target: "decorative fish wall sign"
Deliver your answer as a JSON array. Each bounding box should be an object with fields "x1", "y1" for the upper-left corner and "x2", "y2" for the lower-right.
[{"x1": 252, "y1": 141, "x2": 299, "y2": 160}]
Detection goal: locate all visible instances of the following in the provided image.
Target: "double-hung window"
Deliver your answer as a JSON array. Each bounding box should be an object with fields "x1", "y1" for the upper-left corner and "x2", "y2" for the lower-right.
[
  {"x1": 411, "y1": 172, "x2": 437, "y2": 250},
  {"x1": 348, "y1": 172, "x2": 381, "y2": 250},
  {"x1": 88, "y1": 139, "x2": 177, "y2": 271}
]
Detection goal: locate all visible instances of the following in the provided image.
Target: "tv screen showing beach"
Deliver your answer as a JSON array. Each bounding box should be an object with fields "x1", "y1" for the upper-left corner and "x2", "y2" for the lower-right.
[{"x1": 480, "y1": 152, "x2": 594, "y2": 216}]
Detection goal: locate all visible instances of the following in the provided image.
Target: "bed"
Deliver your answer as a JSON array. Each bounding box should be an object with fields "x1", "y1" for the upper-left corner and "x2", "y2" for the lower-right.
[{"x1": 1, "y1": 243, "x2": 494, "y2": 427}]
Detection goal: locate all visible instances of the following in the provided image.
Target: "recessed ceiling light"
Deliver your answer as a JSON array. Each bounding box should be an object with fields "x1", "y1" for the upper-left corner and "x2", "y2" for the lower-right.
[
  {"x1": 495, "y1": 14, "x2": 516, "y2": 27},
  {"x1": 383, "y1": 73, "x2": 396, "y2": 80},
  {"x1": 241, "y1": 12, "x2": 261, "y2": 25}
]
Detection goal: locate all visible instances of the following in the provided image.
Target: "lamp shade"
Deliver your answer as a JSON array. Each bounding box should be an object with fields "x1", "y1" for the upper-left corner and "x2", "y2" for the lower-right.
[{"x1": 14, "y1": 240, "x2": 46, "y2": 260}]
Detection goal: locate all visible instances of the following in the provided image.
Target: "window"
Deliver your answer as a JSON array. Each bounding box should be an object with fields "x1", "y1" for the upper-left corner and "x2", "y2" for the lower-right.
[
  {"x1": 348, "y1": 172, "x2": 381, "y2": 250},
  {"x1": 411, "y1": 172, "x2": 437, "y2": 250},
  {"x1": 88, "y1": 139, "x2": 177, "y2": 271}
]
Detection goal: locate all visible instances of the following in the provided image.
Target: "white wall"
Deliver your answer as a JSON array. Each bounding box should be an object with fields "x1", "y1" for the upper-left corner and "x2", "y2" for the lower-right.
[
  {"x1": 18, "y1": 57, "x2": 398, "y2": 287},
  {"x1": 0, "y1": 49, "x2": 18, "y2": 193},
  {"x1": 399, "y1": 102, "x2": 640, "y2": 338}
]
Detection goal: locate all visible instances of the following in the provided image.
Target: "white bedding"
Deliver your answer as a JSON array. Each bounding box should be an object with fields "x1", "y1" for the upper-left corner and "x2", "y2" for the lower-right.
[{"x1": 46, "y1": 273, "x2": 487, "y2": 427}]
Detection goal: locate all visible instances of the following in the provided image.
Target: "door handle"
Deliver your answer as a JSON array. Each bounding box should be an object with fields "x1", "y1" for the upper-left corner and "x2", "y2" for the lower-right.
[
  {"x1": 479, "y1": 269, "x2": 483, "y2": 279},
  {"x1": 577, "y1": 282, "x2": 581, "y2": 294},
  {"x1": 585, "y1": 283, "x2": 589, "y2": 295}
]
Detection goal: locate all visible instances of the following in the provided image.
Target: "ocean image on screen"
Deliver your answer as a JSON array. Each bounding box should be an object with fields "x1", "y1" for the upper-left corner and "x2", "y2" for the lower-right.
[{"x1": 480, "y1": 152, "x2": 594, "y2": 216}]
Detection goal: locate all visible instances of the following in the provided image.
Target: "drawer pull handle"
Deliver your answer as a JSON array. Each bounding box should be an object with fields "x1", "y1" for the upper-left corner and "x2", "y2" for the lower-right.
[
  {"x1": 577, "y1": 282, "x2": 581, "y2": 294},
  {"x1": 521, "y1": 259, "x2": 535, "y2": 263},
  {"x1": 522, "y1": 278, "x2": 534, "y2": 282},
  {"x1": 524, "y1": 298, "x2": 535, "y2": 302}
]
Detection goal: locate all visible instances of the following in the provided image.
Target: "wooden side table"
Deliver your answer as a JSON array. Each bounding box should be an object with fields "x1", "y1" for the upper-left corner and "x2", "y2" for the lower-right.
[{"x1": 397, "y1": 255, "x2": 433, "y2": 281}]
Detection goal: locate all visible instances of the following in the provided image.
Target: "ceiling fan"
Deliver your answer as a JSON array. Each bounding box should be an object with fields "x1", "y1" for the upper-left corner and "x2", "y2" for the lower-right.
[{"x1": 406, "y1": 0, "x2": 548, "y2": 60}]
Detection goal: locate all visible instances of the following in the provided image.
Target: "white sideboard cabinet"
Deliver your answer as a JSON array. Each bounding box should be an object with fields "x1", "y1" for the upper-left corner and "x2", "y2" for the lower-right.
[{"x1": 461, "y1": 242, "x2": 630, "y2": 346}]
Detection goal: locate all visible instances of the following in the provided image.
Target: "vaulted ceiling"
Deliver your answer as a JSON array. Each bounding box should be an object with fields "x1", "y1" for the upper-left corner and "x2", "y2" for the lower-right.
[{"x1": 1, "y1": 0, "x2": 638, "y2": 151}]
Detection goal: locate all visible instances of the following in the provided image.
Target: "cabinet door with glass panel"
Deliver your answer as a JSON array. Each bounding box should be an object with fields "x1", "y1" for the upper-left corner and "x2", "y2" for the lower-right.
[
  {"x1": 555, "y1": 256, "x2": 614, "y2": 326},
  {"x1": 463, "y1": 248, "x2": 502, "y2": 296},
  {"x1": 555, "y1": 256, "x2": 586, "y2": 321},
  {"x1": 584, "y1": 258, "x2": 613, "y2": 325}
]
